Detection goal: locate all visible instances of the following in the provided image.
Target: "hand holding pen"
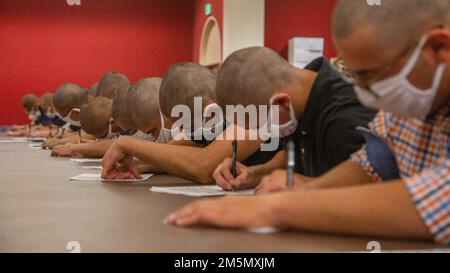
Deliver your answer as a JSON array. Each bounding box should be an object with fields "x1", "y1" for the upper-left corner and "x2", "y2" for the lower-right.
[{"x1": 231, "y1": 140, "x2": 237, "y2": 192}]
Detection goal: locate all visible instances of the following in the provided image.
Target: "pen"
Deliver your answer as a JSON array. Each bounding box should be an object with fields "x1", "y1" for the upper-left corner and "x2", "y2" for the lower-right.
[
  {"x1": 286, "y1": 140, "x2": 295, "y2": 188},
  {"x1": 231, "y1": 140, "x2": 237, "y2": 192},
  {"x1": 59, "y1": 127, "x2": 65, "y2": 139},
  {"x1": 78, "y1": 130, "x2": 84, "y2": 144}
]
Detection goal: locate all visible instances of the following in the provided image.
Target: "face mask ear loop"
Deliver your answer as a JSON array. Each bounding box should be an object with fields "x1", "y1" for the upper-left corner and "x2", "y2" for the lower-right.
[
  {"x1": 431, "y1": 63, "x2": 447, "y2": 91},
  {"x1": 288, "y1": 103, "x2": 297, "y2": 122},
  {"x1": 159, "y1": 110, "x2": 166, "y2": 130},
  {"x1": 400, "y1": 36, "x2": 428, "y2": 78}
]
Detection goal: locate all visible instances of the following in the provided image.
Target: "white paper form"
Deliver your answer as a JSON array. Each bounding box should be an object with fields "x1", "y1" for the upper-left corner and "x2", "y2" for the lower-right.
[
  {"x1": 0, "y1": 138, "x2": 28, "y2": 143},
  {"x1": 82, "y1": 166, "x2": 103, "y2": 170},
  {"x1": 70, "y1": 158, "x2": 103, "y2": 163},
  {"x1": 28, "y1": 143, "x2": 43, "y2": 149},
  {"x1": 70, "y1": 173, "x2": 153, "y2": 182},
  {"x1": 26, "y1": 137, "x2": 46, "y2": 142},
  {"x1": 150, "y1": 185, "x2": 255, "y2": 197}
]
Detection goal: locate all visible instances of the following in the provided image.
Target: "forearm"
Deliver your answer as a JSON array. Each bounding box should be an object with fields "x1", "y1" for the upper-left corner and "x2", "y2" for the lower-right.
[
  {"x1": 249, "y1": 151, "x2": 287, "y2": 186},
  {"x1": 71, "y1": 140, "x2": 114, "y2": 158},
  {"x1": 120, "y1": 137, "x2": 261, "y2": 184},
  {"x1": 301, "y1": 160, "x2": 373, "y2": 190},
  {"x1": 123, "y1": 138, "x2": 222, "y2": 183},
  {"x1": 136, "y1": 161, "x2": 163, "y2": 174},
  {"x1": 57, "y1": 135, "x2": 79, "y2": 145},
  {"x1": 272, "y1": 180, "x2": 431, "y2": 240}
]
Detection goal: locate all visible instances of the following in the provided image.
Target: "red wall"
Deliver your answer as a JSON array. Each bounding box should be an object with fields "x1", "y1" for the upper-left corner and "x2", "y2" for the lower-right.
[
  {"x1": 192, "y1": 0, "x2": 223, "y2": 63},
  {"x1": 265, "y1": 0, "x2": 337, "y2": 59},
  {"x1": 0, "y1": 0, "x2": 194, "y2": 125}
]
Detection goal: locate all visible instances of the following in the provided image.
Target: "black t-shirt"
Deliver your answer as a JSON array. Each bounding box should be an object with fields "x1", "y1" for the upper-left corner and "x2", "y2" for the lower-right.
[{"x1": 294, "y1": 58, "x2": 377, "y2": 176}]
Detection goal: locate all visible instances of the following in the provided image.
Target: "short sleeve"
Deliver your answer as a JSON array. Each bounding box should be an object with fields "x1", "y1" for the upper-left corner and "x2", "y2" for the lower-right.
[
  {"x1": 404, "y1": 159, "x2": 450, "y2": 246},
  {"x1": 350, "y1": 146, "x2": 383, "y2": 182}
]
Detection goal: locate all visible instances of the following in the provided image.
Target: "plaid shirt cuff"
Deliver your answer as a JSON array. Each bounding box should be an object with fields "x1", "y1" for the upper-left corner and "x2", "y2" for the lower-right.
[
  {"x1": 350, "y1": 146, "x2": 382, "y2": 182},
  {"x1": 404, "y1": 161, "x2": 450, "y2": 246}
]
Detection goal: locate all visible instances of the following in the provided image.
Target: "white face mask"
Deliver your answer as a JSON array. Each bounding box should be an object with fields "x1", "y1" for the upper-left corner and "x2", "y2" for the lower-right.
[
  {"x1": 267, "y1": 96, "x2": 299, "y2": 138},
  {"x1": 46, "y1": 107, "x2": 56, "y2": 119},
  {"x1": 28, "y1": 110, "x2": 41, "y2": 122},
  {"x1": 98, "y1": 123, "x2": 116, "y2": 140},
  {"x1": 57, "y1": 108, "x2": 81, "y2": 127},
  {"x1": 157, "y1": 111, "x2": 181, "y2": 144},
  {"x1": 354, "y1": 36, "x2": 446, "y2": 120},
  {"x1": 203, "y1": 103, "x2": 224, "y2": 139},
  {"x1": 185, "y1": 103, "x2": 224, "y2": 140},
  {"x1": 133, "y1": 130, "x2": 156, "y2": 142}
]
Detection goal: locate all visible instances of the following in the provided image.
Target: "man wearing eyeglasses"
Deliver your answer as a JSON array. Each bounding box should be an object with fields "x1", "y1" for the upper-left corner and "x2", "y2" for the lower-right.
[{"x1": 166, "y1": 0, "x2": 450, "y2": 245}]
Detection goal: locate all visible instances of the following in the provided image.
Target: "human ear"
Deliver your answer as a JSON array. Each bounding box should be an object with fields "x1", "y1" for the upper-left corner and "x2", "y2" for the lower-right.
[
  {"x1": 271, "y1": 92, "x2": 292, "y2": 110},
  {"x1": 426, "y1": 29, "x2": 450, "y2": 63}
]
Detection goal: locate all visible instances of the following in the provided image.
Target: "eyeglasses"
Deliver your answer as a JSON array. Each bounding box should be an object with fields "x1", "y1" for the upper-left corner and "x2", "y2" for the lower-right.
[{"x1": 346, "y1": 25, "x2": 445, "y2": 95}]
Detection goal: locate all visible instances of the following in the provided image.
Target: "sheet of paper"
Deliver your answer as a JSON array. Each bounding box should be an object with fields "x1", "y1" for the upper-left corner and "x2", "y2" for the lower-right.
[
  {"x1": 70, "y1": 158, "x2": 103, "y2": 163},
  {"x1": 246, "y1": 227, "x2": 283, "y2": 234},
  {"x1": 28, "y1": 143, "x2": 43, "y2": 149},
  {"x1": 150, "y1": 185, "x2": 255, "y2": 197},
  {"x1": 0, "y1": 138, "x2": 28, "y2": 143},
  {"x1": 82, "y1": 166, "x2": 102, "y2": 170},
  {"x1": 70, "y1": 173, "x2": 153, "y2": 182},
  {"x1": 26, "y1": 137, "x2": 46, "y2": 142}
]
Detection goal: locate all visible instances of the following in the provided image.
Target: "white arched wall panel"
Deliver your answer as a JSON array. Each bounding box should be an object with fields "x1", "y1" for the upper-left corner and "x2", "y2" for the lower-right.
[
  {"x1": 199, "y1": 17, "x2": 222, "y2": 67},
  {"x1": 223, "y1": 0, "x2": 265, "y2": 61}
]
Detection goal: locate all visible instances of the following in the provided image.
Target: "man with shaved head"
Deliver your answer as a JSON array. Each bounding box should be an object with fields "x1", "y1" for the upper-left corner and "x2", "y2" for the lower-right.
[
  {"x1": 166, "y1": 0, "x2": 450, "y2": 246},
  {"x1": 96, "y1": 72, "x2": 129, "y2": 99},
  {"x1": 21, "y1": 94, "x2": 38, "y2": 114},
  {"x1": 8, "y1": 94, "x2": 39, "y2": 136},
  {"x1": 110, "y1": 78, "x2": 167, "y2": 142},
  {"x1": 128, "y1": 78, "x2": 165, "y2": 141},
  {"x1": 210, "y1": 46, "x2": 374, "y2": 190},
  {"x1": 43, "y1": 83, "x2": 95, "y2": 149},
  {"x1": 51, "y1": 97, "x2": 124, "y2": 158},
  {"x1": 52, "y1": 83, "x2": 87, "y2": 131},
  {"x1": 26, "y1": 93, "x2": 60, "y2": 138},
  {"x1": 111, "y1": 84, "x2": 134, "y2": 135},
  {"x1": 36, "y1": 93, "x2": 57, "y2": 126},
  {"x1": 22, "y1": 94, "x2": 39, "y2": 126}
]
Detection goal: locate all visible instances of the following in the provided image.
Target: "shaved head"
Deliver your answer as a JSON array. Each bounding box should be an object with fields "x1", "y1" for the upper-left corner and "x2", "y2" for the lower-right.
[
  {"x1": 127, "y1": 78, "x2": 162, "y2": 132},
  {"x1": 112, "y1": 84, "x2": 133, "y2": 132},
  {"x1": 53, "y1": 83, "x2": 88, "y2": 116},
  {"x1": 37, "y1": 93, "x2": 53, "y2": 111},
  {"x1": 333, "y1": 0, "x2": 450, "y2": 52},
  {"x1": 216, "y1": 47, "x2": 300, "y2": 109},
  {"x1": 80, "y1": 97, "x2": 112, "y2": 138},
  {"x1": 21, "y1": 94, "x2": 38, "y2": 112},
  {"x1": 159, "y1": 63, "x2": 217, "y2": 118},
  {"x1": 88, "y1": 82, "x2": 99, "y2": 97},
  {"x1": 96, "y1": 72, "x2": 129, "y2": 99}
]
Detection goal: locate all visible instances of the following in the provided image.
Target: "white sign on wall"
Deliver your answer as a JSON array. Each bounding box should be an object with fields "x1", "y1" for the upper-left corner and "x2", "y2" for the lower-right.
[
  {"x1": 67, "y1": 0, "x2": 81, "y2": 6},
  {"x1": 288, "y1": 37, "x2": 324, "y2": 68}
]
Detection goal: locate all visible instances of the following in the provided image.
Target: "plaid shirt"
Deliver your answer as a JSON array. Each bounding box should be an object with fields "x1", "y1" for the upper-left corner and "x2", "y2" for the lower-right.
[{"x1": 351, "y1": 103, "x2": 450, "y2": 245}]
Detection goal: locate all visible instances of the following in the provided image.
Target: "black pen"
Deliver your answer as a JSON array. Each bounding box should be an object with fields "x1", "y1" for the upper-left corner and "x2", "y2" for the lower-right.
[
  {"x1": 286, "y1": 140, "x2": 295, "y2": 188},
  {"x1": 58, "y1": 127, "x2": 65, "y2": 139},
  {"x1": 231, "y1": 140, "x2": 237, "y2": 191}
]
